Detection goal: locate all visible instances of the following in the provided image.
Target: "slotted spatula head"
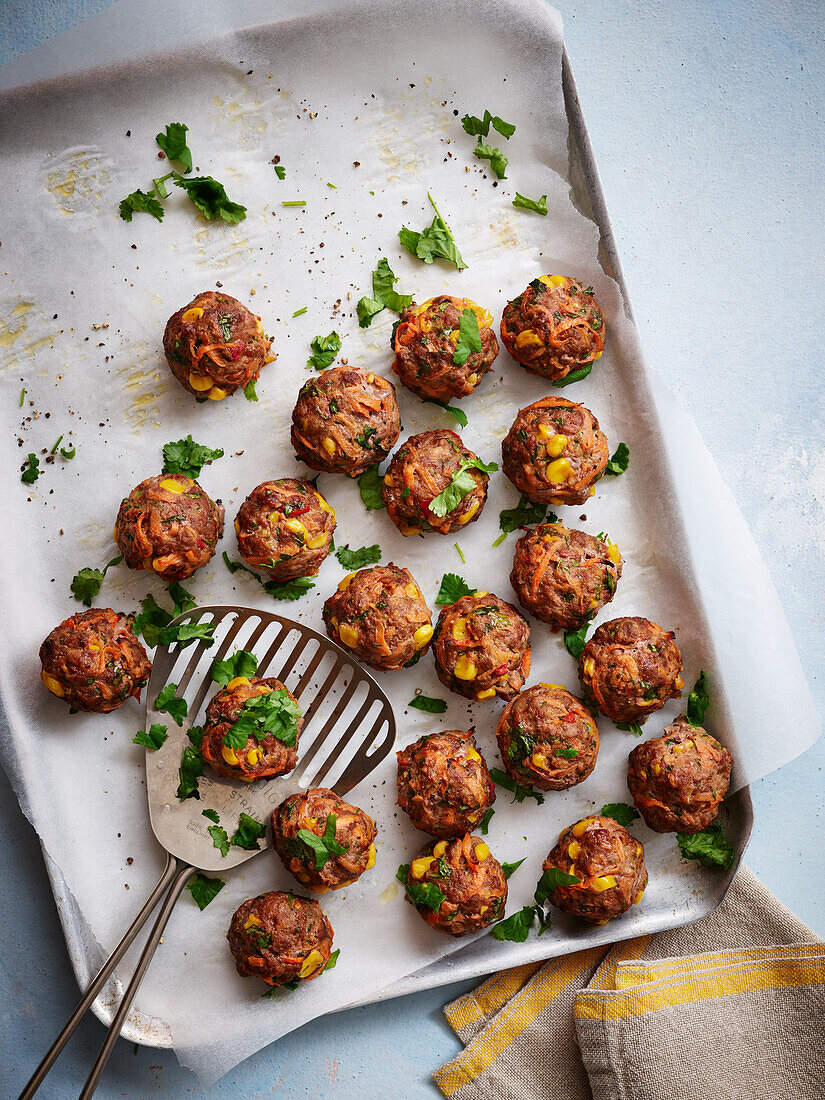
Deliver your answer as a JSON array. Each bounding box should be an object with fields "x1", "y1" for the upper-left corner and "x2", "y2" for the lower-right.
[{"x1": 140, "y1": 605, "x2": 396, "y2": 872}]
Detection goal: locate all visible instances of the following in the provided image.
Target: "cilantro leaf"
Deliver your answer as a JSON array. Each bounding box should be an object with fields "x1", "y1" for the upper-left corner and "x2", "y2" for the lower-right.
[
  {"x1": 168, "y1": 582, "x2": 196, "y2": 617},
  {"x1": 435, "y1": 572, "x2": 475, "y2": 605},
  {"x1": 490, "y1": 767, "x2": 545, "y2": 805},
  {"x1": 357, "y1": 466, "x2": 384, "y2": 511},
  {"x1": 202, "y1": 808, "x2": 220, "y2": 823},
  {"x1": 479, "y1": 807, "x2": 494, "y2": 834},
  {"x1": 686, "y1": 671, "x2": 710, "y2": 727},
  {"x1": 493, "y1": 497, "x2": 553, "y2": 546},
  {"x1": 119, "y1": 189, "x2": 165, "y2": 222},
  {"x1": 501, "y1": 858, "x2": 525, "y2": 879},
  {"x1": 535, "y1": 867, "x2": 580, "y2": 904},
  {"x1": 223, "y1": 688, "x2": 302, "y2": 750},
  {"x1": 221, "y1": 553, "x2": 315, "y2": 601},
  {"x1": 407, "y1": 695, "x2": 448, "y2": 714},
  {"x1": 243, "y1": 379, "x2": 258, "y2": 402},
  {"x1": 70, "y1": 554, "x2": 123, "y2": 607},
  {"x1": 429, "y1": 457, "x2": 498, "y2": 519},
  {"x1": 556, "y1": 746, "x2": 579, "y2": 760},
  {"x1": 177, "y1": 728, "x2": 204, "y2": 801},
  {"x1": 473, "y1": 139, "x2": 508, "y2": 179},
  {"x1": 512, "y1": 192, "x2": 548, "y2": 215},
  {"x1": 605, "y1": 442, "x2": 630, "y2": 477},
  {"x1": 186, "y1": 873, "x2": 225, "y2": 910},
  {"x1": 601, "y1": 803, "x2": 640, "y2": 827},
  {"x1": 492, "y1": 905, "x2": 536, "y2": 942},
  {"x1": 273, "y1": 164, "x2": 286, "y2": 180},
  {"x1": 423, "y1": 398, "x2": 468, "y2": 428},
  {"x1": 161, "y1": 435, "x2": 224, "y2": 478},
  {"x1": 677, "y1": 824, "x2": 734, "y2": 870},
  {"x1": 174, "y1": 175, "x2": 246, "y2": 223},
  {"x1": 396, "y1": 863, "x2": 410, "y2": 884},
  {"x1": 324, "y1": 949, "x2": 340, "y2": 971},
  {"x1": 60, "y1": 445, "x2": 76, "y2": 459},
  {"x1": 405, "y1": 879, "x2": 446, "y2": 913},
  {"x1": 372, "y1": 257, "x2": 413, "y2": 313},
  {"x1": 335, "y1": 544, "x2": 382, "y2": 569},
  {"x1": 133, "y1": 590, "x2": 215, "y2": 650},
  {"x1": 208, "y1": 824, "x2": 230, "y2": 858},
  {"x1": 553, "y1": 363, "x2": 594, "y2": 389},
  {"x1": 452, "y1": 309, "x2": 482, "y2": 366},
  {"x1": 132, "y1": 723, "x2": 168, "y2": 750},
  {"x1": 357, "y1": 296, "x2": 385, "y2": 328},
  {"x1": 211, "y1": 649, "x2": 259, "y2": 686},
  {"x1": 231, "y1": 812, "x2": 267, "y2": 851},
  {"x1": 156, "y1": 122, "x2": 192, "y2": 173},
  {"x1": 21, "y1": 452, "x2": 41, "y2": 484},
  {"x1": 616, "y1": 721, "x2": 644, "y2": 737},
  {"x1": 564, "y1": 624, "x2": 590, "y2": 660},
  {"x1": 307, "y1": 331, "x2": 342, "y2": 371},
  {"x1": 461, "y1": 110, "x2": 516, "y2": 140},
  {"x1": 284, "y1": 814, "x2": 348, "y2": 870},
  {"x1": 154, "y1": 683, "x2": 188, "y2": 726},
  {"x1": 399, "y1": 194, "x2": 467, "y2": 270}
]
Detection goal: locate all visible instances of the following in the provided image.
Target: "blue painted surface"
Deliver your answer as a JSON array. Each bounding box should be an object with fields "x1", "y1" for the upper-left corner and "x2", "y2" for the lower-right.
[{"x1": 1, "y1": 1, "x2": 823, "y2": 1096}]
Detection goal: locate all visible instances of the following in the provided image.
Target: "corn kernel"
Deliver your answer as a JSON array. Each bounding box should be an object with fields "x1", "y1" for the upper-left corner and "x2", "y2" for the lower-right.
[
  {"x1": 188, "y1": 371, "x2": 213, "y2": 391},
  {"x1": 337, "y1": 571, "x2": 357, "y2": 591},
  {"x1": 247, "y1": 748, "x2": 261, "y2": 765},
  {"x1": 222, "y1": 746, "x2": 239, "y2": 766},
  {"x1": 546, "y1": 457, "x2": 573, "y2": 484},
  {"x1": 448, "y1": 329, "x2": 460, "y2": 346},
  {"x1": 316, "y1": 493, "x2": 334, "y2": 514},
  {"x1": 673, "y1": 743, "x2": 685, "y2": 755},
  {"x1": 338, "y1": 623, "x2": 358, "y2": 648},
  {"x1": 540, "y1": 682, "x2": 565, "y2": 691},
  {"x1": 40, "y1": 671, "x2": 65, "y2": 697},
  {"x1": 545, "y1": 434, "x2": 568, "y2": 458},
  {"x1": 591, "y1": 875, "x2": 617, "y2": 893},
  {"x1": 207, "y1": 386, "x2": 227, "y2": 401},
  {"x1": 299, "y1": 949, "x2": 324, "y2": 979},
  {"x1": 227, "y1": 676, "x2": 250, "y2": 691},
  {"x1": 514, "y1": 329, "x2": 543, "y2": 349},
  {"x1": 411, "y1": 856, "x2": 435, "y2": 879},
  {"x1": 366, "y1": 372, "x2": 375, "y2": 383},
  {"x1": 634, "y1": 890, "x2": 645, "y2": 905},
  {"x1": 458, "y1": 497, "x2": 481, "y2": 524},
  {"x1": 284, "y1": 517, "x2": 308, "y2": 537},
  {"x1": 474, "y1": 843, "x2": 490, "y2": 862},
  {"x1": 243, "y1": 914, "x2": 263, "y2": 930},
  {"x1": 453, "y1": 654, "x2": 477, "y2": 680},
  {"x1": 181, "y1": 307, "x2": 204, "y2": 323},
  {"x1": 537, "y1": 423, "x2": 553, "y2": 441},
  {"x1": 545, "y1": 274, "x2": 567, "y2": 286},
  {"x1": 433, "y1": 841, "x2": 447, "y2": 858},
  {"x1": 582, "y1": 658, "x2": 595, "y2": 677},
  {"x1": 413, "y1": 624, "x2": 433, "y2": 649},
  {"x1": 480, "y1": 904, "x2": 488, "y2": 915},
  {"x1": 264, "y1": 354, "x2": 276, "y2": 364},
  {"x1": 531, "y1": 752, "x2": 547, "y2": 769},
  {"x1": 87, "y1": 641, "x2": 101, "y2": 652},
  {"x1": 383, "y1": 473, "x2": 395, "y2": 487},
  {"x1": 452, "y1": 617, "x2": 469, "y2": 642},
  {"x1": 314, "y1": 885, "x2": 330, "y2": 894},
  {"x1": 152, "y1": 558, "x2": 168, "y2": 572},
  {"x1": 331, "y1": 880, "x2": 354, "y2": 890},
  {"x1": 474, "y1": 590, "x2": 489, "y2": 598},
  {"x1": 572, "y1": 818, "x2": 595, "y2": 838},
  {"x1": 467, "y1": 373, "x2": 479, "y2": 385},
  {"x1": 685, "y1": 739, "x2": 694, "y2": 750},
  {"x1": 476, "y1": 688, "x2": 497, "y2": 700},
  {"x1": 465, "y1": 747, "x2": 481, "y2": 763},
  {"x1": 321, "y1": 437, "x2": 336, "y2": 456},
  {"x1": 366, "y1": 843, "x2": 377, "y2": 870},
  {"x1": 568, "y1": 841, "x2": 581, "y2": 859},
  {"x1": 159, "y1": 478, "x2": 189, "y2": 494},
  {"x1": 405, "y1": 583, "x2": 419, "y2": 598},
  {"x1": 306, "y1": 533, "x2": 328, "y2": 550},
  {"x1": 588, "y1": 485, "x2": 596, "y2": 498},
  {"x1": 652, "y1": 762, "x2": 662, "y2": 775},
  {"x1": 674, "y1": 676, "x2": 685, "y2": 690},
  {"x1": 636, "y1": 846, "x2": 643, "y2": 857},
  {"x1": 607, "y1": 542, "x2": 621, "y2": 564},
  {"x1": 234, "y1": 519, "x2": 241, "y2": 536},
  {"x1": 399, "y1": 521, "x2": 420, "y2": 536}
]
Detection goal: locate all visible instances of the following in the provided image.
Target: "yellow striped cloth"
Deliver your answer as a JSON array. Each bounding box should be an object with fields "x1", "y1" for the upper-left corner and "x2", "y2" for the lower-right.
[{"x1": 435, "y1": 867, "x2": 825, "y2": 1100}]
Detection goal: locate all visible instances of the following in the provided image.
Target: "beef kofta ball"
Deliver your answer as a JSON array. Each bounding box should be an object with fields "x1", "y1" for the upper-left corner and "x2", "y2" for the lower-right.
[
  {"x1": 391, "y1": 296, "x2": 499, "y2": 402},
  {"x1": 322, "y1": 564, "x2": 433, "y2": 671},
  {"x1": 381, "y1": 430, "x2": 491, "y2": 536},
  {"x1": 432, "y1": 593, "x2": 530, "y2": 702},
  {"x1": 579, "y1": 617, "x2": 683, "y2": 725},
  {"x1": 272, "y1": 787, "x2": 377, "y2": 892},
  {"x1": 163, "y1": 290, "x2": 273, "y2": 400},
  {"x1": 404, "y1": 834, "x2": 508, "y2": 935},
  {"x1": 496, "y1": 684, "x2": 598, "y2": 791},
  {"x1": 510, "y1": 523, "x2": 622, "y2": 631},
  {"x1": 502, "y1": 396, "x2": 609, "y2": 507},
  {"x1": 227, "y1": 891, "x2": 333, "y2": 987},
  {"x1": 291, "y1": 366, "x2": 400, "y2": 477},
  {"x1": 235, "y1": 478, "x2": 335, "y2": 581},
  {"x1": 627, "y1": 714, "x2": 732, "y2": 833},
  {"x1": 397, "y1": 730, "x2": 495, "y2": 837},
  {"x1": 39, "y1": 608, "x2": 151, "y2": 713},
  {"x1": 542, "y1": 815, "x2": 647, "y2": 924},
  {"x1": 114, "y1": 473, "x2": 224, "y2": 582},
  {"x1": 201, "y1": 676, "x2": 302, "y2": 781},
  {"x1": 500, "y1": 275, "x2": 605, "y2": 382}
]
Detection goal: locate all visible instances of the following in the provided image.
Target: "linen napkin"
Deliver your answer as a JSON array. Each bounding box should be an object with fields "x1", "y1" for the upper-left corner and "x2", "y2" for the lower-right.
[{"x1": 434, "y1": 867, "x2": 824, "y2": 1100}]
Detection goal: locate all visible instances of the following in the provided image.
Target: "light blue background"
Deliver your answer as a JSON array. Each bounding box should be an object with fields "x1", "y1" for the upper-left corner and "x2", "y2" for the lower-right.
[{"x1": 2, "y1": 1, "x2": 823, "y2": 1096}]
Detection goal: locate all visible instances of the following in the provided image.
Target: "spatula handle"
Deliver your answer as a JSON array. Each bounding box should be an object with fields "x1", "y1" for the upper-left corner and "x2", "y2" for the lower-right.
[
  {"x1": 18, "y1": 852, "x2": 179, "y2": 1099},
  {"x1": 79, "y1": 860, "x2": 196, "y2": 1099}
]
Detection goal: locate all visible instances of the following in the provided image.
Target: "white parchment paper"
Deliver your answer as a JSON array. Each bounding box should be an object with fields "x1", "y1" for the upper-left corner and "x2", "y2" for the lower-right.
[{"x1": 0, "y1": 0, "x2": 819, "y2": 1083}]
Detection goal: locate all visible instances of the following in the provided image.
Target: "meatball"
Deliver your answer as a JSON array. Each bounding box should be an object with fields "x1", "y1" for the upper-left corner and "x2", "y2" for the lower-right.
[
  {"x1": 397, "y1": 730, "x2": 495, "y2": 838},
  {"x1": 500, "y1": 275, "x2": 605, "y2": 382},
  {"x1": 432, "y1": 593, "x2": 530, "y2": 701},
  {"x1": 227, "y1": 891, "x2": 333, "y2": 987},
  {"x1": 404, "y1": 834, "x2": 508, "y2": 936},
  {"x1": 114, "y1": 473, "x2": 224, "y2": 582},
  {"x1": 235, "y1": 478, "x2": 335, "y2": 581},
  {"x1": 542, "y1": 816, "x2": 647, "y2": 924},
  {"x1": 322, "y1": 564, "x2": 433, "y2": 671},
  {"x1": 510, "y1": 523, "x2": 622, "y2": 631},
  {"x1": 39, "y1": 608, "x2": 151, "y2": 713},
  {"x1": 502, "y1": 396, "x2": 609, "y2": 507},
  {"x1": 391, "y1": 296, "x2": 499, "y2": 402},
  {"x1": 496, "y1": 684, "x2": 598, "y2": 791},
  {"x1": 272, "y1": 787, "x2": 377, "y2": 891},
  {"x1": 381, "y1": 430, "x2": 491, "y2": 536},
  {"x1": 201, "y1": 676, "x2": 302, "y2": 781},
  {"x1": 163, "y1": 290, "x2": 273, "y2": 400},
  {"x1": 290, "y1": 366, "x2": 400, "y2": 477},
  {"x1": 579, "y1": 617, "x2": 683, "y2": 725},
  {"x1": 627, "y1": 714, "x2": 732, "y2": 833}
]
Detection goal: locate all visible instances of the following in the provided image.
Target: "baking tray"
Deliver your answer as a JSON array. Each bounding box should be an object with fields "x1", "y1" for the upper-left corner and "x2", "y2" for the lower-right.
[{"x1": 25, "y1": 40, "x2": 754, "y2": 1046}]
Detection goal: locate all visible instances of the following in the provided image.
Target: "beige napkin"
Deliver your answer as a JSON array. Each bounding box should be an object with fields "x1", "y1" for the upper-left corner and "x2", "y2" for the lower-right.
[{"x1": 435, "y1": 867, "x2": 824, "y2": 1100}]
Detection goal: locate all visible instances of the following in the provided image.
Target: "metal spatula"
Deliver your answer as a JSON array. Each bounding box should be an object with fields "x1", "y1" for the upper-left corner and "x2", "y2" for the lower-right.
[{"x1": 20, "y1": 605, "x2": 396, "y2": 1100}]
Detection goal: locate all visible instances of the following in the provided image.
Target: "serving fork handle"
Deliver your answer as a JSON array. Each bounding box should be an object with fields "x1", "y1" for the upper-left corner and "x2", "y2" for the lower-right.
[{"x1": 17, "y1": 853, "x2": 187, "y2": 1100}]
